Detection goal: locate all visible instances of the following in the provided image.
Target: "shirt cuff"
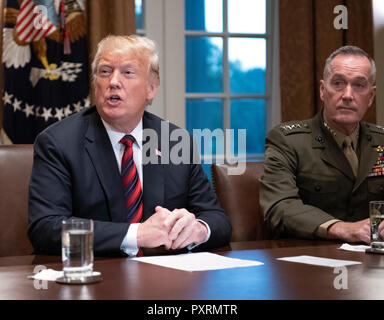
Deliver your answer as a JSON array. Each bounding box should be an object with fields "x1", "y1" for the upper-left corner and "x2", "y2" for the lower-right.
[
  {"x1": 120, "y1": 223, "x2": 140, "y2": 256},
  {"x1": 187, "y1": 219, "x2": 211, "y2": 251},
  {"x1": 316, "y1": 219, "x2": 342, "y2": 238}
]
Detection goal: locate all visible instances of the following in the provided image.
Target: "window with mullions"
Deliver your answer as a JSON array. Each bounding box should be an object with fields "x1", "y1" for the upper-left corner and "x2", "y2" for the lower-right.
[
  {"x1": 185, "y1": 0, "x2": 270, "y2": 179},
  {"x1": 135, "y1": 0, "x2": 145, "y2": 34}
]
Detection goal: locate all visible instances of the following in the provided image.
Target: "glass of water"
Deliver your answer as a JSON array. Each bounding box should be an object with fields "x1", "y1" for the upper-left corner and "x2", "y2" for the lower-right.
[
  {"x1": 61, "y1": 218, "x2": 94, "y2": 280},
  {"x1": 370, "y1": 201, "x2": 384, "y2": 252}
]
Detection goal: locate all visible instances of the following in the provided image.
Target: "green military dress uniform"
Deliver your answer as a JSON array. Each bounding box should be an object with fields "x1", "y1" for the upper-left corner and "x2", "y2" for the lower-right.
[{"x1": 260, "y1": 110, "x2": 384, "y2": 239}]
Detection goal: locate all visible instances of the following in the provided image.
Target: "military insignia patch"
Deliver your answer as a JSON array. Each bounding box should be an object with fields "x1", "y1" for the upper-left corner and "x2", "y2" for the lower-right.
[
  {"x1": 2, "y1": 0, "x2": 89, "y2": 143},
  {"x1": 369, "y1": 146, "x2": 384, "y2": 177},
  {"x1": 280, "y1": 123, "x2": 304, "y2": 131},
  {"x1": 279, "y1": 122, "x2": 310, "y2": 135}
]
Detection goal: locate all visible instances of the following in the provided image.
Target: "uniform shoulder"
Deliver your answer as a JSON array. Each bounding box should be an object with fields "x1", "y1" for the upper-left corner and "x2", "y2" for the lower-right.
[
  {"x1": 272, "y1": 119, "x2": 312, "y2": 136},
  {"x1": 363, "y1": 122, "x2": 384, "y2": 135}
]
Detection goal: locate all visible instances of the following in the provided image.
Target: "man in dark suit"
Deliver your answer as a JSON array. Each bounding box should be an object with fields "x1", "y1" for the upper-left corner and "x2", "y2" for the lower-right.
[
  {"x1": 28, "y1": 35, "x2": 231, "y2": 256},
  {"x1": 260, "y1": 45, "x2": 382, "y2": 244}
]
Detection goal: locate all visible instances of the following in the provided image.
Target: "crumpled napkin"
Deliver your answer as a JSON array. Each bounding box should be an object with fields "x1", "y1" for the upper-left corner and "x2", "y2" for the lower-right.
[
  {"x1": 28, "y1": 269, "x2": 64, "y2": 281},
  {"x1": 28, "y1": 269, "x2": 102, "y2": 281},
  {"x1": 338, "y1": 243, "x2": 370, "y2": 252}
]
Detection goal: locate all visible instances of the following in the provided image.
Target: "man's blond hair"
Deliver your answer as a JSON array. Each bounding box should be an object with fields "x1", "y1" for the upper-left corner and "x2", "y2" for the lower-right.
[{"x1": 91, "y1": 34, "x2": 160, "y2": 84}]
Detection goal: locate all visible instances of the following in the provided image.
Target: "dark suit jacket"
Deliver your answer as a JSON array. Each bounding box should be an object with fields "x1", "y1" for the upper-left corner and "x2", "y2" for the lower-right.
[
  {"x1": 28, "y1": 107, "x2": 231, "y2": 255},
  {"x1": 260, "y1": 110, "x2": 384, "y2": 239}
]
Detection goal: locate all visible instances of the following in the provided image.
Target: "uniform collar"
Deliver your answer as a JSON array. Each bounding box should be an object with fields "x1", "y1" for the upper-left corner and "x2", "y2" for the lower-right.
[
  {"x1": 323, "y1": 121, "x2": 360, "y2": 151},
  {"x1": 321, "y1": 110, "x2": 359, "y2": 151}
]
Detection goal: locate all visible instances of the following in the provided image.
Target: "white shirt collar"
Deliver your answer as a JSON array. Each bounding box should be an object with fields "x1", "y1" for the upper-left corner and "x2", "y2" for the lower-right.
[{"x1": 101, "y1": 118, "x2": 143, "y2": 150}]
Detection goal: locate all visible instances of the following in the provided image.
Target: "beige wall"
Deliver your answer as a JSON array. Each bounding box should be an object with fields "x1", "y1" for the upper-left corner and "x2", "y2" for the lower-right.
[{"x1": 373, "y1": 0, "x2": 384, "y2": 125}]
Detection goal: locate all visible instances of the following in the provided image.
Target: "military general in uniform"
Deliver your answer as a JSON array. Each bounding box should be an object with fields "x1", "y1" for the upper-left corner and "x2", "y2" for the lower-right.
[{"x1": 260, "y1": 45, "x2": 382, "y2": 244}]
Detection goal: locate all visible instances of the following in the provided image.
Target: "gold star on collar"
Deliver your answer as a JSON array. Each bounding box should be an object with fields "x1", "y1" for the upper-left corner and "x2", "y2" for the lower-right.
[{"x1": 323, "y1": 122, "x2": 336, "y2": 136}]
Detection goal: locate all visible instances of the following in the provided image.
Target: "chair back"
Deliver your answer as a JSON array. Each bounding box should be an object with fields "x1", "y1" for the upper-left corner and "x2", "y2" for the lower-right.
[
  {"x1": 211, "y1": 162, "x2": 270, "y2": 241},
  {"x1": 0, "y1": 145, "x2": 34, "y2": 256}
]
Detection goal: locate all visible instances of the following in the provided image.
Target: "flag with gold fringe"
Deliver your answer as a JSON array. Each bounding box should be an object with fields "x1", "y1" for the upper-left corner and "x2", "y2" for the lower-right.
[{"x1": 2, "y1": 0, "x2": 89, "y2": 143}]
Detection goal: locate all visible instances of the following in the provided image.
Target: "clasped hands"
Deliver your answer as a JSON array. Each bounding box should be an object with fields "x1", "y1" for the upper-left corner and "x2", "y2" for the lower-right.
[{"x1": 137, "y1": 206, "x2": 208, "y2": 250}]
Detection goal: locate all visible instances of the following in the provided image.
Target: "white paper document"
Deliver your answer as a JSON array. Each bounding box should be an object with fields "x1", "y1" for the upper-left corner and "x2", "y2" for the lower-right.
[
  {"x1": 131, "y1": 252, "x2": 264, "y2": 272},
  {"x1": 338, "y1": 243, "x2": 370, "y2": 252},
  {"x1": 277, "y1": 255, "x2": 361, "y2": 267}
]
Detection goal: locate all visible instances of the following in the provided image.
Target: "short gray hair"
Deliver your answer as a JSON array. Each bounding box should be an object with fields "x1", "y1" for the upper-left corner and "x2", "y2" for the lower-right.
[{"x1": 323, "y1": 45, "x2": 376, "y2": 84}]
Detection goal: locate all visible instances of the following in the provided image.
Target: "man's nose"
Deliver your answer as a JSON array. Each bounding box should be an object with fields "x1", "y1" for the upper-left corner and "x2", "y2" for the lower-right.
[
  {"x1": 109, "y1": 70, "x2": 121, "y2": 88},
  {"x1": 342, "y1": 84, "x2": 353, "y2": 100}
]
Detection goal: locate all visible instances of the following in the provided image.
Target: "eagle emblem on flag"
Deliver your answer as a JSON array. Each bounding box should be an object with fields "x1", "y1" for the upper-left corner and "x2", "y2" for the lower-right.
[{"x1": 2, "y1": 0, "x2": 90, "y2": 143}]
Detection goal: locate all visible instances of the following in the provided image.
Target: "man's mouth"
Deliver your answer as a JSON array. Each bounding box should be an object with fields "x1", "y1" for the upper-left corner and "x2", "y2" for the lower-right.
[
  {"x1": 108, "y1": 95, "x2": 122, "y2": 102},
  {"x1": 337, "y1": 105, "x2": 356, "y2": 112}
]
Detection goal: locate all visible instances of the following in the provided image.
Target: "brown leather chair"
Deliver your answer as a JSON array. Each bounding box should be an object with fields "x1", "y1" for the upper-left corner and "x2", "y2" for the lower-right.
[
  {"x1": 0, "y1": 144, "x2": 34, "y2": 256},
  {"x1": 211, "y1": 162, "x2": 270, "y2": 242}
]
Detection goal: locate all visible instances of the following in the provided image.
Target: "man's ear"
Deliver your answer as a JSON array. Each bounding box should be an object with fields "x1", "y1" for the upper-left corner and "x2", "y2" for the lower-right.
[
  {"x1": 146, "y1": 78, "x2": 159, "y2": 105},
  {"x1": 368, "y1": 85, "x2": 376, "y2": 108},
  {"x1": 319, "y1": 79, "x2": 325, "y2": 102}
]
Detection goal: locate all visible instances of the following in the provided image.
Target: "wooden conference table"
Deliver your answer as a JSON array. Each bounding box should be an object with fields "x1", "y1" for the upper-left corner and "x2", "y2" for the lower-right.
[{"x1": 1, "y1": 239, "x2": 384, "y2": 300}]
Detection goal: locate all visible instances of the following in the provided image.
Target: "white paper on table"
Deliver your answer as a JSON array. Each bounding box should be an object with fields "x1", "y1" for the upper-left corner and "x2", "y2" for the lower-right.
[
  {"x1": 131, "y1": 252, "x2": 264, "y2": 272},
  {"x1": 276, "y1": 255, "x2": 361, "y2": 267},
  {"x1": 338, "y1": 243, "x2": 370, "y2": 252}
]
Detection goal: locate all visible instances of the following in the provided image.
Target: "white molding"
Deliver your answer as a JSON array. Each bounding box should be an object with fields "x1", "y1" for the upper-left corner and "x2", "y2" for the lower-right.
[
  {"x1": 163, "y1": 0, "x2": 186, "y2": 128},
  {"x1": 144, "y1": 0, "x2": 165, "y2": 120},
  {"x1": 269, "y1": 0, "x2": 281, "y2": 129},
  {"x1": 144, "y1": 0, "x2": 186, "y2": 128}
]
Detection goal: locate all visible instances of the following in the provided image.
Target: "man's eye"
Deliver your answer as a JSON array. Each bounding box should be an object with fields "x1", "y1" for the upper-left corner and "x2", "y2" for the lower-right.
[
  {"x1": 332, "y1": 81, "x2": 346, "y2": 90},
  {"x1": 353, "y1": 82, "x2": 368, "y2": 91},
  {"x1": 99, "y1": 68, "x2": 111, "y2": 76}
]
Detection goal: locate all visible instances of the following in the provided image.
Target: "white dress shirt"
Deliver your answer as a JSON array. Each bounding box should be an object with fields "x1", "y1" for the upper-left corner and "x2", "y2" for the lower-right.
[{"x1": 102, "y1": 118, "x2": 142, "y2": 256}]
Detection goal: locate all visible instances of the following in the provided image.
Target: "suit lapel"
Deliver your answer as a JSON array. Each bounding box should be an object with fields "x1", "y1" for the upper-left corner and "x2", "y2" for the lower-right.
[
  {"x1": 84, "y1": 111, "x2": 126, "y2": 222},
  {"x1": 142, "y1": 112, "x2": 165, "y2": 220}
]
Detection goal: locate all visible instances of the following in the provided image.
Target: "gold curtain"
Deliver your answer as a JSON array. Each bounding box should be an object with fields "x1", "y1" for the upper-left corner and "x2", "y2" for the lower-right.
[
  {"x1": 279, "y1": 0, "x2": 375, "y2": 123},
  {"x1": 87, "y1": 0, "x2": 136, "y2": 62}
]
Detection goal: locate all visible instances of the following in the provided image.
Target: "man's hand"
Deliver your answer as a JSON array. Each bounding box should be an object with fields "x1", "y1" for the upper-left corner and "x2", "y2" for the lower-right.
[
  {"x1": 166, "y1": 208, "x2": 208, "y2": 250},
  {"x1": 327, "y1": 218, "x2": 370, "y2": 244},
  {"x1": 137, "y1": 206, "x2": 173, "y2": 249},
  {"x1": 137, "y1": 206, "x2": 208, "y2": 250}
]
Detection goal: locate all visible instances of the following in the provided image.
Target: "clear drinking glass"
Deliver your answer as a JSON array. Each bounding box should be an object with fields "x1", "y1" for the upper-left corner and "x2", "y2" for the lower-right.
[
  {"x1": 370, "y1": 201, "x2": 384, "y2": 251},
  {"x1": 61, "y1": 218, "x2": 94, "y2": 279}
]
